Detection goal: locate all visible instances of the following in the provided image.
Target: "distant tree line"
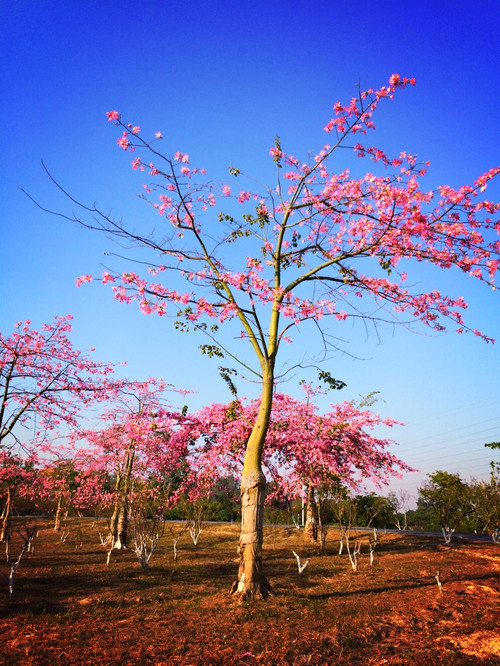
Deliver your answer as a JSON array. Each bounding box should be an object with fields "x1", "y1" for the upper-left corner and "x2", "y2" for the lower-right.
[{"x1": 6, "y1": 458, "x2": 499, "y2": 543}]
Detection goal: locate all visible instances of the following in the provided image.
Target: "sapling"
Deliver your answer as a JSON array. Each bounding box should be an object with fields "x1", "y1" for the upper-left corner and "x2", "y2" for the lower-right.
[
  {"x1": 132, "y1": 510, "x2": 165, "y2": 569},
  {"x1": 435, "y1": 567, "x2": 443, "y2": 593},
  {"x1": 0, "y1": 524, "x2": 37, "y2": 597},
  {"x1": 188, "y1": 520, "x2": 202, "y2": 547},
  {"x1": 285, "y1": 498, "x2": 302, "y2": 530},
  {"x1": 338, "y1": 525, "x2": 348, "y2": 556},
  {"x1": 3, "y1": 522, "x2": 13, "y2": 562},
  {"x1": 442, "y1": 526, "x2": 455, "y2": 544},
  {"x1": 99, "y1": 529, "x2": 111, "y2": 547},
  {"x1": 168, "y1": 522, "x2": 189, "y2": 561},
  {"x1": 60, "y1": 528, "x2": 71, "y2": 543},
  {"x1": 292, "y1": 550, "x2": 309, "y2": 573},
  {"x1": 317, "y1": 494, "x2": 330, "y2": 553},
  {"x1": 346, "y1": 533, "x2": 362, "y2": 573},
  {"x1": 369, "y1": 528, "x2": 378, "y2": 566}
]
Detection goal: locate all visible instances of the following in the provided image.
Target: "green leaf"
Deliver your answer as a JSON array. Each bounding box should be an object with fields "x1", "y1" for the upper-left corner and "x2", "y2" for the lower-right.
[{"x1": 318, "y1": 370, "x2": 346, "y2": 391}]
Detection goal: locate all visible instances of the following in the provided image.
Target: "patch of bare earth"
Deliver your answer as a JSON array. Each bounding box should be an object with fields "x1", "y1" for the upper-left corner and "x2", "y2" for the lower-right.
[{"x1": 0, "y1": 520, "x2": 498, "y2": 664}]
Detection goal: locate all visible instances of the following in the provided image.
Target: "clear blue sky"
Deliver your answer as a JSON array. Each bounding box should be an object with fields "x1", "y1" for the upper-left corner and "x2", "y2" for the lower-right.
[{"x1": 2, "y1": 1, "x2": 499, "y2": 504}]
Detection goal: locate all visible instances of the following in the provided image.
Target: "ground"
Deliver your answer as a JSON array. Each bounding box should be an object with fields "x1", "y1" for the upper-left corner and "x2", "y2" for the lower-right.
[{"x1": 0, "y1": 519, "x2": 498, "y2": 664}]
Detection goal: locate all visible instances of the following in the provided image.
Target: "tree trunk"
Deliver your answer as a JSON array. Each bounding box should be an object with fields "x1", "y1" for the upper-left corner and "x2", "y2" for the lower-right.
[
  {"x1": 0, "y1": 488, "x2": 12, "y2": 542},
  {"x1": 318, "y1": 497, "x2": 328, "y2": 553},
  {"x1": 109, "y1": 443, "x2": 135, "y2": 550},
  {"x1": 231, "y1": 365, "x2": 274, "y2": 600},
  {"x1": 54, "y1": 494, "x2": 63, "y2": 532},
  {"x1": 304, "y1": 486, "x2": 318, "y2": 542},
  {"x1": 110, "y1": 498, "x2": 129, "y2": 549},
  {"x1": 231, "y1": 471, "x2": 273, "y2": 599},
  {"x1": 116, "y1": 497, "x2": 129, "y2": 549}
]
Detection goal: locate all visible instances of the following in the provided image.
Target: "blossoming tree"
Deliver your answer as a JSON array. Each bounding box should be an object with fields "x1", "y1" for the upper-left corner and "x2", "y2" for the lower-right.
[
  {"x1": 78, "y1": 379, "x2": 192, "y2": 550},
  {"x1": 36, "y1": 457, "x2": 110, "y2": 531},
  {"x1": 0, "y1": 315, "x2": 120, "y2": 536},
  {"x1": 0, "y1": 315, "x2": 117, "y2": 450},
  {"x1": 0, "y1": 450, "x2": 36, "y2": 541},
  {"x1": 42, "y1": 75, "x2": 499, "y2": 597},
  {"x1": 191, "y1": 393, "x2": 411, "y2": 548}
]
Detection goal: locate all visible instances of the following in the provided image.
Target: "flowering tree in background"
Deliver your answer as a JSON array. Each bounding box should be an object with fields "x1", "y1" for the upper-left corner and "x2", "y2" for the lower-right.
[
  {"x1": 37, "y1": 458, "x2": 80, "y2": 531},
  {"x1": 262, "y1": 393, "x2": 412, "y2": 541},
  {"x1": 36, "y1": 458, "x2": 110, "y2": 531},
  {"x1": 41, "y1": 75, "x2": 500, "y2": 597},
  {"x1": 78, "y1": 379, "x2": 191, "y2": 551},
  {"x1": 191, "y1": 393, "x2": 410, "y2": 545},
  {"x1": 0, "y1": 315, "x2": 117, "y2": 450},
  {"x1": 0, "y1": 451, "x2": 36, "y2": 542}
]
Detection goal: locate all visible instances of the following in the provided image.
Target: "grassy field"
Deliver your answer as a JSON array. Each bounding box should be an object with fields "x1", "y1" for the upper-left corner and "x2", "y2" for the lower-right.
[{"x1": 0, "y1": 518, "x2": 498, "y2": 664}]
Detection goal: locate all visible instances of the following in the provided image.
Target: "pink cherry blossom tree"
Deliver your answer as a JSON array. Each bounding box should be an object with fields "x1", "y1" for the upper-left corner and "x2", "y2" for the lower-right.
[
  {"x1": 0, "y1": 450, "x2": 36, "y2": 543},
  {"x1": 37, "y1": 458, "x2": 80, "y2": 531},
  {"x1": 78, "y1": 379, "x2": 192, "y2": 551},
  {"x1": 191, "y1": 393, "x2": 410, "y2": 536},
  {"x1": 39, "y1": 75, "x2": 499, "y2": 597},
  {"x1": 263, "y1": 393, "x2": 412, "y2": 545},
  {"x1": 36, "y1": 457, "x2": 110, "y2": 531},
  {"x1": 0, "y1": 315, "x2": 117, "y2": 451}
]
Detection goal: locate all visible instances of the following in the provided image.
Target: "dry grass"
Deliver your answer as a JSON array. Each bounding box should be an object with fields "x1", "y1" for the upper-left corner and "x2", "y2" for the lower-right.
[{"x1": 0, "y1": 519, "x2": 498, "y2": 664}]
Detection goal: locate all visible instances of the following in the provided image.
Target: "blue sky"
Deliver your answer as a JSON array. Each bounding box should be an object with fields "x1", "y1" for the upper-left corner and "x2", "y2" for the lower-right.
[{"x1": 2, "y1": 1, "x2": 499, "y2": 503}]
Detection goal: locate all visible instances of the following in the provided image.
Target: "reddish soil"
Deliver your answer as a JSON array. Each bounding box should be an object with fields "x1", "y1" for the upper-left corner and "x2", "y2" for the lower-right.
[{"x1": 0, "y1": 519, "x2": 498, "y2": 665}]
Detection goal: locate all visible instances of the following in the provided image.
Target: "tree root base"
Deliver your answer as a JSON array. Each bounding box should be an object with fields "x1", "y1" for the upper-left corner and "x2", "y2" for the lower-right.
[{"x1": 230, "y1": 578, "x2": 275, "y2": 601}]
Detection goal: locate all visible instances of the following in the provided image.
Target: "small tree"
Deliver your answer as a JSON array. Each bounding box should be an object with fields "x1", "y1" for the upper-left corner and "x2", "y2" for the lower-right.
[
  {"x1": 469, "y1": 473, "x2": 500, "y2": 540},
  {"x1": 131, "y1": 506, "x2": 165, "y2": 569},
  {"x1": 40, "y1": 75, "x2": 500, "y2": 597},
  {"x1": 387, "y1": 489, "x2": 411, "y2": 530},
  {"x1": 191, "y1": 391, "x2": 409, "y2": 560},
  {"x1": 469, "y1": 443, "x2": 500, "y2": 540},
  {"x1": 37, "y1": 457, "x2": 110, "y2": 529},
  {"x1": 355, "y1": 493, "x2": 396, "y2": 528},
  {"x1": 418, "y1": 471, "x2": 471, "y2": 539},
  {"x1": 0, "y1": 524, "x2": 37, "y2": 597}
]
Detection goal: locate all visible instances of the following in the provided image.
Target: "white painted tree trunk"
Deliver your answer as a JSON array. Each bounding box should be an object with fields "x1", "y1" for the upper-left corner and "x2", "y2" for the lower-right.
[{"x1": 231, "y1": 472, "x2": 273, "y2": 599}]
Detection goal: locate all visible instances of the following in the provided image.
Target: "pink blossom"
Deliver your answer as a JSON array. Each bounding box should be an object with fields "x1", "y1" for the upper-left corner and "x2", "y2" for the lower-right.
[
  {"x1": 0, "y1": 316, "x2": 118, "y2": 450},
  {"x1": 269, "y1": 147, "x2": 285, "y2": 160},
  {"x1": 76, "y1": 275, "x2": 93, "y2": 287},
  {"x1": 238, "y1": 191, "x2": 251, "y2": 204},
  {"x1": 174, "y1": 152, "x2": 189, "y2": 163},
  {"x1": 101, "y1": 272, "x2": 116, "y2": 284},
  {"x1": 117, "y1": 132, "x2": 130, "y2": 150},
  {"x1": 106, "y1": 110, "x2": 120, "y2": 121}
]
